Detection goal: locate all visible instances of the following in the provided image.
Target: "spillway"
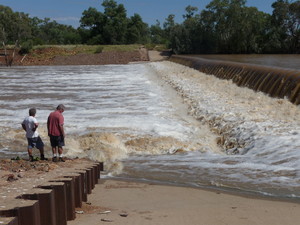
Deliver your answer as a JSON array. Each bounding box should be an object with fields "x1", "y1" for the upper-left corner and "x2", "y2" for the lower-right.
[{"x1": 169, "y1": 55, "x2": 300, "y2": 105}]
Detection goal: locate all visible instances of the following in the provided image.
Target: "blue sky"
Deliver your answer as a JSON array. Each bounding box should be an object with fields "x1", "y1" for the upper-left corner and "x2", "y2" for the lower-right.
[{"x1": 1, "y1": 0, "x2": 277, "y2": 28}]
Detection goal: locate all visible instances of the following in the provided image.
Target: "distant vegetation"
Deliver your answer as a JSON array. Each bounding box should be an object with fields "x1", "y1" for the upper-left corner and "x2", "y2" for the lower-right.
[{"x1": 0, "y1": 0, "x2": 299, "y2": 54}]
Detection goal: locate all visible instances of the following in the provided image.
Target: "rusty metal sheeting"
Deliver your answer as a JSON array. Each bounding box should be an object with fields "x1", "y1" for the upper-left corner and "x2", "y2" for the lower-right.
[
  {"x1": 169, "y1": 55, "x2": 300, "y2": 105},
  {"x1": 0, "y1": 161, "x2": 103, "y2": 225}
]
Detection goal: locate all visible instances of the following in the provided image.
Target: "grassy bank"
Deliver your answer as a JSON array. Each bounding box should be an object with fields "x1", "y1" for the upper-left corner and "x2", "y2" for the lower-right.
[
  {"x1": 32, "y1": 44, "x2": 142, "y2": 54},
  {"x1": 32, "y1": 44, "x2": 166, "y2": 54}
]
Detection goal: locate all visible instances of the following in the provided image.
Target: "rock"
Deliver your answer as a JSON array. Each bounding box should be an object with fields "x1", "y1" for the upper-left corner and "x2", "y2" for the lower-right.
[{"x1": 6, "y1": 174, "x2": 18, "y2": 182}]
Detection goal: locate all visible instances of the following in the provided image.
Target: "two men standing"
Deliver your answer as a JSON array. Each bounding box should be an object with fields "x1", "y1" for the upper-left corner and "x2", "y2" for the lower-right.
[{"x1": 21, "y1": 104, "x2": 66, "y2": 162}]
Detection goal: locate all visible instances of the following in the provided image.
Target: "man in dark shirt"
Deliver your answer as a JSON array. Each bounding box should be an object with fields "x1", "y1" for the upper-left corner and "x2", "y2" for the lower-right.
[{"x1": 47, "y1": 104, "x2": 65, "y2": 162}]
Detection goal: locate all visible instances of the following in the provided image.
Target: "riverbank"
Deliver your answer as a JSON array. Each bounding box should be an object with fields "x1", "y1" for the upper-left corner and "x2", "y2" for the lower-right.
[
  {"x1": 69, "y1": 179, "x2": 300, "y2": 225},
  {"x1": 1, "y1": 158, "x2": 300, "y2": 225},
  {"x1": 0, "y1": 45, "x2": 170, "y2": 66}
]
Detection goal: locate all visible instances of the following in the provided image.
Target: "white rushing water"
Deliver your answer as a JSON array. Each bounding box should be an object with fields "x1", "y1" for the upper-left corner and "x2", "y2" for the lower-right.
[{"x1": 0, "y1": 62, "x2": 299, "y2": 199}]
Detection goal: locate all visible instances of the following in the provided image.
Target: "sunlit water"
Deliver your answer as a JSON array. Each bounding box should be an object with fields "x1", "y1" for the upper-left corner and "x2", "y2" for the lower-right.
[{"x1": 0, "y1": 62, "x2": 299, "y2": 199}]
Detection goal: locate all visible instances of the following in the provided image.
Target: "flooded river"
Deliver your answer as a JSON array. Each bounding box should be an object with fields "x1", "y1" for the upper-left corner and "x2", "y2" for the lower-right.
[
  {"x1": 0, "y1": 60, "x2": 299, "y2": 199},
  {"x1": 193, "y1": 54, "x2": 300, "y2": 71}
]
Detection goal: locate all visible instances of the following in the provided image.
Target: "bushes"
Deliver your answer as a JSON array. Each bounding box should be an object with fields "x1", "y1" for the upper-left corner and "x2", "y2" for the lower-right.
[
  {"x1": 94, "y1": 46, "x2": 104, "y2": 53},
  {"x1": 19, "y1": 41, "x2": 33, "y2": 55}
]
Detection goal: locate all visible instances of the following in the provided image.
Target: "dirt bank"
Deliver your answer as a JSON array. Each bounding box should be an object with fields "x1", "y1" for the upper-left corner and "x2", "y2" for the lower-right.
[
  {"x1": 0, "y1": 47, "x2": 170, "y2": 66},
  {"x1": 0, "y1": 158, "x2": 93, "y2": 188},
  {"x1": 22, "y1": 48, "x2": 149, "y2": 66}
]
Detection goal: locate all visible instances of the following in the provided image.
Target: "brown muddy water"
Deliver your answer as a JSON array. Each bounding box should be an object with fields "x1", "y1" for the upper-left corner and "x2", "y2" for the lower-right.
[
  {"x1": 0, "y1": 60, "x2": 300, "y2": 200},
  {"x1": 193, "y1": 54, "x2": 300, "y2": 71}
]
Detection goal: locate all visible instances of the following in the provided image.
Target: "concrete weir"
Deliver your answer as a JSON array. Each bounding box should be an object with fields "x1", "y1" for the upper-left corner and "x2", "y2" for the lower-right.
[
  {"x1": 0, "y1": 161, "x2": 103, "y2": 225},
  {"x1": 169, "y1": 55, "x2": 300, "y2": 105}
]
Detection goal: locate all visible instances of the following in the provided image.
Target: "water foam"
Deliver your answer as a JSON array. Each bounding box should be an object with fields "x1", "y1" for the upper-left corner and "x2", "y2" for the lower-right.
[
  {"x1": 0, "y1": 64, "x2": 214, "y2": 171},
  {"x1": 136, "y1": 61, "x2": 300, "y2": 197}
]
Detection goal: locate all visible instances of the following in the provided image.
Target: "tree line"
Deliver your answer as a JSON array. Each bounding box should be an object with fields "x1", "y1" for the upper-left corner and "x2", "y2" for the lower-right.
[{"x1": 0, "y1": 0, "x2": 299, "y2": 54}]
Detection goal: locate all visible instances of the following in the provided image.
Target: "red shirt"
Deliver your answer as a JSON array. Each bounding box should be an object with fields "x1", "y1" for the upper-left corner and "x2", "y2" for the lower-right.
[{"x1": 47, "y1": 110, "x2": 64, "y2": 136}]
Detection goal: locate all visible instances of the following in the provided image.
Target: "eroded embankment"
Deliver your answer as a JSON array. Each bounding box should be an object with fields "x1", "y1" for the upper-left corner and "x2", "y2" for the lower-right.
[
  {"x1": 0, "y1": 158, "x2": 103, "y2": 225},
  {"x1": 169, "y1": 55, "x2": 300, "y2": 105}
]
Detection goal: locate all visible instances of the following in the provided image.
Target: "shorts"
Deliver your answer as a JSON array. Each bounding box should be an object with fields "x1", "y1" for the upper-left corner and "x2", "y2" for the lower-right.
[
  {"x1": 27, "y1": 136, "x2": 44, "y2": 149},
  {"x1": 49, "y1": 135, "x2": 65, "y2": 148}
]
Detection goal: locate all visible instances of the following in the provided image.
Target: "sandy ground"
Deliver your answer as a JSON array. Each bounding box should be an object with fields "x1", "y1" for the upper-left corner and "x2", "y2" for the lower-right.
[
  {"x1": 69, "y1": 179, "x2": 300, "y2": 225},
  {"x1": 148, "y1": 50, "x2": 171, "y2": 62}
]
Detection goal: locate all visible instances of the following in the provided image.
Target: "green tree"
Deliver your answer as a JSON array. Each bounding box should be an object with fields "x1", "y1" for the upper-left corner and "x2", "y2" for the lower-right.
[
  {"x1": 287, "y1": 1, "x2": 300, "y2": 52},
  {"x1": 29, "y1": 17, "x2": 45, "y2": 45},
  {"x1": 242, "y1": 7, "x2": 269, "y2": 53},
  {"x1": 80, "y1": 0, "x2": 148, "y2": 44},
  {"x1": 163, "y1": 14, "x2": 176, "y2": 48},
  {"x1": 0, "y1": 5, "x2": 32, "y2": 44},
  {"x1": 80, "y1": 7, "x2": 105, "y2": 44},
  {"x1": 168, "y1": 24, "x2": 192, "y2": 54},
  {"x1": 33, "y1": 18, "x2": 80, "y2": 45},
  {"x1": 102, "y1": 0, "x2": 128, "y2": 44},
  {"x1": 201, "y1": 0, "x2": 248, "y2": 53},
  {"x1": 266, "y1": 0, "x2": 300, "y2": 53},
  {"x1": 266, "y1": 0, "x2": 290, "y2": 52},
  {"x1": 198, "y1": 0, "x2": 269, "y2": 53},
  {"x1": 149, "y1": 20, "x2": 166, "y2": 44},
  {"x1": 183, "y1": 5, "x2": 199, "y2": 19},
  {"x1": 126, "y1": 13, "x2": 149, "y2": 44},
  {"x1": 198, "y1": 8, "x2": 218, "y2": 53},
  {"x1": 182, "y1": 6, "x2": 201, "y2": 53}
]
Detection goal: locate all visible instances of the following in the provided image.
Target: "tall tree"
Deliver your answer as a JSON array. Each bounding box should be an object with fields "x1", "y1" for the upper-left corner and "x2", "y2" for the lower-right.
[
  {"x1": 102, "y1": 0, "x2": 128, "y2": 44},
  {"x1": 182, "y1": 6, "x2": 201, "y2": 53},
  {"x1": 199, "y1": 0, "x2": 269, "y2": 53},
  {"x1": 183, "y1": 5, "x2": 199, "y2": 19},
  {"x1": 164, "y1": 6, "x2": 201, "y2": 54},
  {"x1": 80, "y1": 7, "x2": 105, "y2": 44},
  {"x1": 0, "y1": 5, "x2": 32, "y2": 44},
  {"x1": 126, "y1": 13, "x2": 149, "y2": 44},
  {"x1": 201, "y1": 0, "x2": 248, "y2": 53},
  {"x1": 79, "y1": 0, "x2": 148, "y2": 45},
  {"x1": 149, "y1": 20, "x2": 166, "y2": 44},
  {"x1": 287, "y1": 1, "x2": 300, "y2": 52},
  {"x1": 163, "y1": 14, "x2": 176, "y2": 47},
  {"x1": 267, "y1": 0, "x2": 300, "y2": 53},
  {"x1": 267, "y1": 0, "x2": 290, "y2": 52},
  {"x1": 242, "y1": 7, "x2": 269, "y2": 53}
]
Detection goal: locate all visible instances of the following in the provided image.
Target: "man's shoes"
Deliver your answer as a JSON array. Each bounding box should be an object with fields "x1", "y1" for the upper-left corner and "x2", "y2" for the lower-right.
[
  {"x1": 52, "y1": 156, "x2": 65, "y2": 162},
  {"x1": 58, "y1": 157, "x2": 65, "y2": 162},
  {"x1": 29, "y1": 156, "x2": 40, "y2": 162},
  {"x1": 41, "y1": 154, "x2": 48, "y2": 161}
]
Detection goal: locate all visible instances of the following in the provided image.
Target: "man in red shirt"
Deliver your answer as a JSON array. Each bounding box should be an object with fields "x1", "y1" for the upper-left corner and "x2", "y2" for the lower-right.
[{"x1": 47, "y1": 104, "x2": 66, "y2": 162}]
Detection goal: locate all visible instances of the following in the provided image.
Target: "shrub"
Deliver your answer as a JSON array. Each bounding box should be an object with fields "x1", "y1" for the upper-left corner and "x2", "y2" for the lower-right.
[
  {"x1": 94, "y1": 46, "x2": 104, "y2": 53},
  {"x1": 19, "y1": 41, "x2": 33, "y2": 55}
]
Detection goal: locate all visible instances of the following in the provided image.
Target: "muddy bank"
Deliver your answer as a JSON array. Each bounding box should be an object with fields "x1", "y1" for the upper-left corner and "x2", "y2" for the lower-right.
[{"x1": 0, "y1": 47, "x2": 170, "y2": 66}]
